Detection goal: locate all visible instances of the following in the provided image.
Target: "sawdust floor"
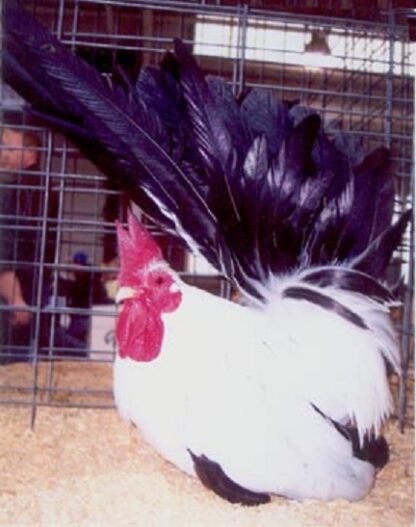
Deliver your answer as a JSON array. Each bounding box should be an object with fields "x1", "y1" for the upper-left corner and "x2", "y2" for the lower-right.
[{"x1": 0, "y1": 362, "x2": 414, "y2": 527}]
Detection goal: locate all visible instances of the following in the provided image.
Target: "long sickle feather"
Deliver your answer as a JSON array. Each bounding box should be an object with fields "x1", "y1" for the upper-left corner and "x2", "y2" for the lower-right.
[
  {"x1": 173, "y1": 39, "x2": 241, "y2": 223},
  {"x1": 3, "y1": 2, "x2": 237, "y2": 275}
]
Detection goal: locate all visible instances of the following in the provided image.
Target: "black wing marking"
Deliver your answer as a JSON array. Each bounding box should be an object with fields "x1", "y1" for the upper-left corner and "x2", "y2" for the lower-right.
[
  {"x1": 188, "y1": 449, "x2": 271, "y2": 506},
  {"x1": 310, "y1": 404, "x2": 389, "y2": 470}
]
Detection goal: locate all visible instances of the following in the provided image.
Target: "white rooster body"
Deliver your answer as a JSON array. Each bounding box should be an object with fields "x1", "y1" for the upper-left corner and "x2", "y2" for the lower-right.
[{"x1": 114, "y1": 265, "x2": 398, "y2": 501}]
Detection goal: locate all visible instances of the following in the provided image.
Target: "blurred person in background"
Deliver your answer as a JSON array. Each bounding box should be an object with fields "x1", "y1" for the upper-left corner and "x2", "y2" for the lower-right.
[
  {"x1": 0, "y1": 126, "x2": 41, "y2": 362},
  {"x1": 0, "y1": 125, "x2": 85, "y2": 363},
  {"x1": 59, "y1": 251, "x2": 109, "y2": 346}
]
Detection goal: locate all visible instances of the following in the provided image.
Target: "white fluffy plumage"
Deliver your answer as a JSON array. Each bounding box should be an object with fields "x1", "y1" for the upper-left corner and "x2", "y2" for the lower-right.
[{"x1": 114, "y1": 267, "x2": 399, "y2": 501}]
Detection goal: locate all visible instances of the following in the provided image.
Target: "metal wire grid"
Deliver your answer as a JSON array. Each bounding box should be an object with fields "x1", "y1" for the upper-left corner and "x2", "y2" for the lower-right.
[{"x1": 0, "y1": 0, "x2": 414, "y2": 427}]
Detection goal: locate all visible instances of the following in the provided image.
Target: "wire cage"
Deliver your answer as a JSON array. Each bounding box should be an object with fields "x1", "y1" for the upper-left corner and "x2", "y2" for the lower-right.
[{"x1": 0, "y1": 0, "x2": 414, "y2": 428}]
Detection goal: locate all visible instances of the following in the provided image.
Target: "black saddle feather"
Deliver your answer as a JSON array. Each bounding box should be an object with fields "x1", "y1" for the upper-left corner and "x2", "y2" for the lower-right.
[{"x1": 301, "y1": 267, "x2": 395, "y2": 304}]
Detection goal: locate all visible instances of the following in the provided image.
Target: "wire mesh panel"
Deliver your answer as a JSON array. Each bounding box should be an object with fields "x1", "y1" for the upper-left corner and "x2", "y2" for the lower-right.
[{"x1": 0, "y1": 0, "x2": 414, "y2": 427}]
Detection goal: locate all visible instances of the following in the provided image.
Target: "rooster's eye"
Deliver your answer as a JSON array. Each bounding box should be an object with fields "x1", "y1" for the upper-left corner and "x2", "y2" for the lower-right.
[{"x1": 154, "y1": 276, "x2": 165, "y2": 286}]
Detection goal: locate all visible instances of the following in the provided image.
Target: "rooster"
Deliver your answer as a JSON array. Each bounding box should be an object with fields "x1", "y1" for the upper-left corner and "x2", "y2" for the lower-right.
[{"x1": 3, "y1": 1, "x2": 412, "y2": 505}]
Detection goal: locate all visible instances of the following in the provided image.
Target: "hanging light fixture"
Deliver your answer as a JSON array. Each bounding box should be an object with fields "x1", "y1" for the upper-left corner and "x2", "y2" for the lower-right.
[
  {"x1": 303, "y1": 28, "x2": 334, "y2": 69},
  {"x1": 304, "y1": 29, "x2": 331, "y2": 55}
]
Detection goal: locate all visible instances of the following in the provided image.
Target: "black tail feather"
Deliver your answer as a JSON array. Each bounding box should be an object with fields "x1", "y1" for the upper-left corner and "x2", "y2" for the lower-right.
[
  {"x1": 336, "y1": 148, "x2": 395, "y2": 260},
  {"x1": 352, "y1": 210, "x2": 412, "y2": 279},
  {"x1": 3, "y1": 1, "x2": 232, "y2": 275},
  {"x1": 3, "y1": 2, "x2": 411, "y2": 300}
]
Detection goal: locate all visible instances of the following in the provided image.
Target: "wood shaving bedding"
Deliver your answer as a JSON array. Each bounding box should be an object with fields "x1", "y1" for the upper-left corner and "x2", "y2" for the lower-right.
[{"x1": 0, "y1": 362, "x2": 414, "y2": 527}]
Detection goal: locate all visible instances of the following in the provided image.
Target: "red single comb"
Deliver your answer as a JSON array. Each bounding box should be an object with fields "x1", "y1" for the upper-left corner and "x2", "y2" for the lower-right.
[{"x1": 116, "y1": 210, "x2": 163, "y2": 287}]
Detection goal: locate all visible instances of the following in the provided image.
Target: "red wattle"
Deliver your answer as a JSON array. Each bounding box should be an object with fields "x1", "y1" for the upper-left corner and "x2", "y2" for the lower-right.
[{"x1": 116, "y1": 298, "x2": 164, "y2": 362}]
